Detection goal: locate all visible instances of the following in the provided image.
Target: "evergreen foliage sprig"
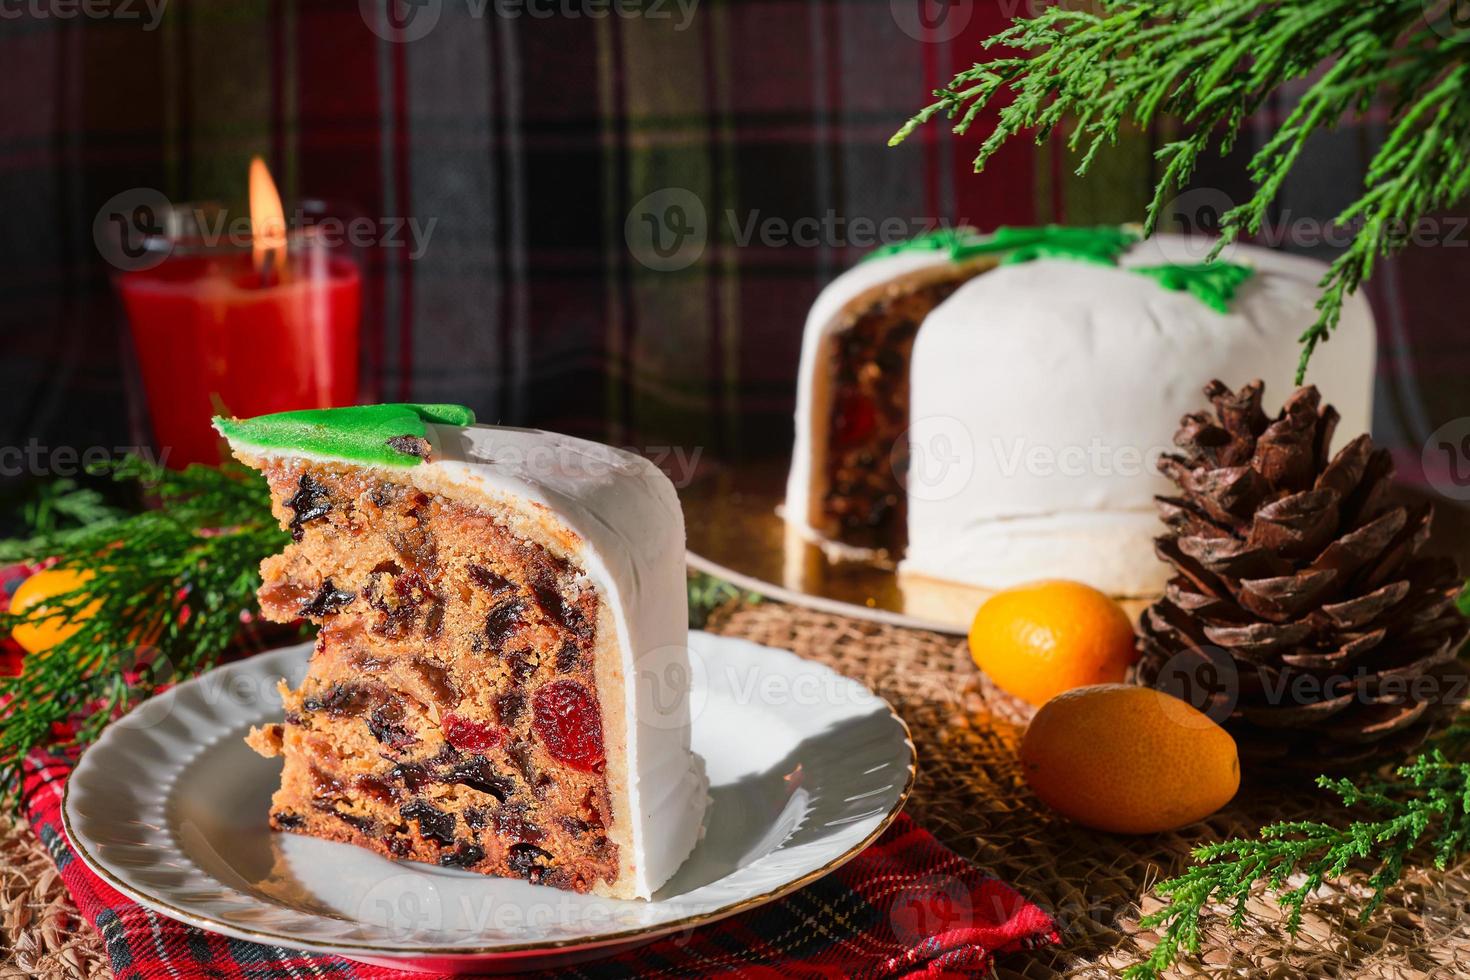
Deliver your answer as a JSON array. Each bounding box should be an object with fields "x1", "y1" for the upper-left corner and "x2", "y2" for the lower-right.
[
  {"x1": 892, "y1": 0, "x2": 1470, "y2": 382},
  {"x1": 687, "y1": 570, "x2": 762, "y2": 628},
  {"x1": 1125, "y1": 737, "x2": 1470, "y2": 978},
  {"x1": 0, "y1": 457, "x2": 287, "y2": 801}
]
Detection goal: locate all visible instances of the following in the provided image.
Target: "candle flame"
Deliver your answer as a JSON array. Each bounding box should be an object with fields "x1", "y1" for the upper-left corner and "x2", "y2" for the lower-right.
[{"x1": 249, "y1": 155, "x2": 287, "y2": 281}]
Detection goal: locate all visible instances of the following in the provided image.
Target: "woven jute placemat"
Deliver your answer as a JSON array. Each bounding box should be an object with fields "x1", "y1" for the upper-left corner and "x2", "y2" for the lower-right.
[
  {"x1": 704, "y1": 600, "x2": 1470, "y2": 979},
  {"x1": 5, "y1": 598, "x2": 1469, "y2": 978}
]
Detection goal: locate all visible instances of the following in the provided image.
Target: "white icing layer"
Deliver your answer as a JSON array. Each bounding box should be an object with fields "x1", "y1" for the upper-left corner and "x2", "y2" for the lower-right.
[
  {"x1": 223, "y1": 422, "x2": 708, "y2": 899},
  {"x1": 786, "y1": 234, "x2": 1378, "y2": 597}
]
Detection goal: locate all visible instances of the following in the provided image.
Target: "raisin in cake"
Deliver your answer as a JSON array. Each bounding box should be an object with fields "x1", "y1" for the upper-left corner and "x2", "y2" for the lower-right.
[
  {"x1": 784, "y1": 226, "x2": 1377, "y2": 598},
  {"x1": 219, "y1": 404, "x2": 707, "y2": 900}
]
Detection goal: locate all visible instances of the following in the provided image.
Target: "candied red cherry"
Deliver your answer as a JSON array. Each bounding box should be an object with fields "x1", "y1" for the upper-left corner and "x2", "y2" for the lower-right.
[
  {"x1": 832, "y1": 394, "x2": 877, "y2": 449},
  {"x1": 532, "y1": 680, "x2": 604, "y2": 772},
  {"x1": 442, "y1": 714, "x2": 506, "y2": 754}
]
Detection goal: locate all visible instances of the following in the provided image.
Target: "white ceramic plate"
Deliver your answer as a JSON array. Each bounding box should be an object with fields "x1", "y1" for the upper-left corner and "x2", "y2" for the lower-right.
[{"x1": 64, "y1": 632, "x2": 915, "y2": 974}]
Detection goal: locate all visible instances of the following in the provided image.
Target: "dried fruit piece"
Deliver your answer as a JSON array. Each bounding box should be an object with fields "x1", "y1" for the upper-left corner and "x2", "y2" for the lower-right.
[
  {"x1": 438, "y1": 843, "x2": 486, "y2": 868},
  {"x1": 333, "y1": 810, "x2": 377, "y2": 835},
  {"x1": 389, "y1": 762, "x2": 431, "y2": 793},
  {"x1": 442, "y1": 755, "x2": 514, "y2": 802},
  {"x1": 388, "y1": 502, "x2": 437, "y2": 570},
  {"x1": 301, "y1": 580, "x2": 355, "y2": 618},
  {"x1": 369, "y1": 482, "x2": 403, "y2": 509},
  {"x1": 507, "y1": 739, "x2": 538, "y2": 785},
  {"x1": 833, "y1": 393, "x2": 877, "y2": 449},
  {"x1": 485, "y1": 600, "x2": 526, "y2": 648},
  {"x1": 285, "y1": 473, "x2": 332, "y2": 541},
  {"x1": 303, "y1": 683, "x2": 373, "y2": 718},
  {"x1": 422, "y1": 594, "x2": 447, "y2": 638},
  {"x1": 468, "y1": 563, "x2": 514, "y2": 595},
  {"x1": 400, "y1": 800, "x2": 456, "y2": 846},
  {"x1": 554, "y1": 642, "x2": 581, "y2": 673},
  {"x1": 411, "y1": 658, "x2": 460, "y2": 707},
  {"x1": 495, "y1": 690, "x2": 526, "y2": 727},
  {"x1": 505, "y1": 649, "x2": 537, "y2": 682},
  {"x1": 309, "y1": 765, "x2": 348, "y2": 806},
  {"x1": 532, "y1": 680, "x2": 605, "y2": 772},
  {"x1": 386, "y1": 434, "x2": 431, "y2": 459},
  {"x1": 495, "y1": 801, "x2": 545, "y2": 844},
  {"x1": 533, "y1": 573, "x2": 592, "y2": 643},
  {"x1": 442, "y1": 714, "x2": 506, "y2": 754},
  {"x1": 369, "y1": 571, "x2": 438, "y2": 639},
  {"x1": 507, "y1": 842, "x2": 554, "y2": 882},
  {"x1": 356, "y1": 774, "x2": 398, "y2": 804},
  {"x1": 366, "y1": 700, "x2": 417, "y2": 749}
]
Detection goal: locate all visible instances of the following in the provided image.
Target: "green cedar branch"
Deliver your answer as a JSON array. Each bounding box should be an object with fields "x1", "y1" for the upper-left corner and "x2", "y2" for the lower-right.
[
  {"x1": 0, "y1": 458, "x2": 287, "y2": 801},
  {"x1": 892, "y1": 0, "x2": 1470, "y2": 382},
  {"x1": 1124, "y1": 746, "x2": 1470, "y2": 979}
]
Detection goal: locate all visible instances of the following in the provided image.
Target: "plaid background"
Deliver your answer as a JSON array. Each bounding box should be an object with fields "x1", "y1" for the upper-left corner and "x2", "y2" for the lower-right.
[{"x1": 1, "y1": 0, "x2": 1467, "y2": 477}]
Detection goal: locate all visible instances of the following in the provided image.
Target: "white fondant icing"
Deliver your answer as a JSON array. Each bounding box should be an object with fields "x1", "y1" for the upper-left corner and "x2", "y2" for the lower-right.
[
  {"x1": 786, "y1": 233, "x2": 1378, "y2": 597},
  {"x1": 222, "y1": 422, "x2": 708, "y2": 899}
]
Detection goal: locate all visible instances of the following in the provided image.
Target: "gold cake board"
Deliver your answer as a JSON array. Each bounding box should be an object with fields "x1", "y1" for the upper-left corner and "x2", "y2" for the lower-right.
[{"x1": 681, "y1": 458, "x2": 1470, "y2": 636}]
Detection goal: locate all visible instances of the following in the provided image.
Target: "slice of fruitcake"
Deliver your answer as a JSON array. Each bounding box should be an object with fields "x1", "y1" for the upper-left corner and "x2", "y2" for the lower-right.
[{"x1": 218, "y1": 404, "x2": 707, "y2": 900}]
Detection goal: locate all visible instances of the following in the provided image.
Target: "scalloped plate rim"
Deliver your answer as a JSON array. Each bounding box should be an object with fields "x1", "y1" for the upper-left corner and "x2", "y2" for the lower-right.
[{"x1": 62, "y1": 631, "x2": 916, "y2": 965}]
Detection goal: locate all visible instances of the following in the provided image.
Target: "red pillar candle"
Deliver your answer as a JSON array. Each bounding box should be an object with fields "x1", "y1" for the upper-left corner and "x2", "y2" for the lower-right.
[
  {"x1": 119, "y1": 249, "x2": 360, "y2": 468},
  {"x1": 117, "y1": 159, "x2": 361, "y2": 468}
]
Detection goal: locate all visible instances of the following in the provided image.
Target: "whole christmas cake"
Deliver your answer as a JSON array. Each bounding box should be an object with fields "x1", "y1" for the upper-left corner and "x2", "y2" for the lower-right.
[
  {"x1": 219, "y1": 404, "x2": 707, "y2": 899},
  {"x1": 784, "y1": 226, "x2": 1378, "y2": 597}
]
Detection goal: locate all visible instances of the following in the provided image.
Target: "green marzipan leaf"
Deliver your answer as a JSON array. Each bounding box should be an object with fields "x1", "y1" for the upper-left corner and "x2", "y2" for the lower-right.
[
  {"x1": 1131, "y1": 262, "x2": 1256, "y2": 313},
  {"x1": 864, "y1": 224, "x2": 1139, "y2": 267},
  {"x1": 213, "y1": 403, "x2": 477, "y2": 467}
]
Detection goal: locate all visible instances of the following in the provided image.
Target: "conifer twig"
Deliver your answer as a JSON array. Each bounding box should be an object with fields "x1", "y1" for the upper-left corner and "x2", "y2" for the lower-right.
[
  {"x1": 892, "y1": 0, "x2": 1470, "y2": 382},
  {"x1": 0, "y1": 458, "x2": 287, "y2": 801}
]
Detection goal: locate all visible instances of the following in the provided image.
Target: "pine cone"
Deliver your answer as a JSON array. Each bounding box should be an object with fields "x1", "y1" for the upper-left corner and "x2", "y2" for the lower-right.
[{"x1": 1136, "y1": 379, "x2": 1469, "y2": 774}]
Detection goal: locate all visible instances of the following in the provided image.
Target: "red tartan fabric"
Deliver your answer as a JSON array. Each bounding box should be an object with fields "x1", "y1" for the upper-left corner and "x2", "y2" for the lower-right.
[
  {"x1": 22, "y1": 752, "x2": 1056, "y2": 979},
  {"x1": 2, "y1": 567, "x2": 1057, "y2": 979},
  {"x1": 5, "y1": 1, "x2": 1464, "y2": 476}
]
